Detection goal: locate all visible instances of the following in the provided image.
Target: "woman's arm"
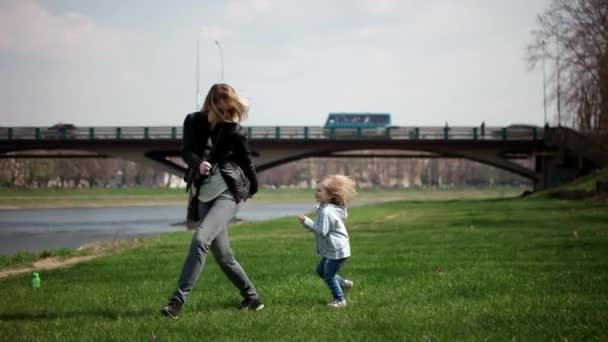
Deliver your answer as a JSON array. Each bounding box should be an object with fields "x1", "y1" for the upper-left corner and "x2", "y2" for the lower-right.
[
  {"x1": 234, "y1": 128, "x2": 259, "y2": 196},
  {"x1": 181, "y1": 114, "x2": 202, "y2": 170}
]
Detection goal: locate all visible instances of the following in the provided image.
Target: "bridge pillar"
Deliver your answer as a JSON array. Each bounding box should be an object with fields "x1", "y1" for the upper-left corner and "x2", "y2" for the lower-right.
[{"x1": 534, "y1": 153, "x2": 584, "y2": 191}]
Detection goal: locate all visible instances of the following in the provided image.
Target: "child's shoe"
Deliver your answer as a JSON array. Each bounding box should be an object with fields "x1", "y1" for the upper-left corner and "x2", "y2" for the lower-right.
[
  {"x1": 327, "y1": 299, "x2": 347, "y2": 308},
  {"x1": 342, "y1": 279, "x2": 354, "y2": 293}
]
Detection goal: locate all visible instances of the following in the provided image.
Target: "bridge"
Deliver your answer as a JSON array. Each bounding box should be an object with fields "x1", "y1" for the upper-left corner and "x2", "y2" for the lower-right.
[{"x1": 1, "y1": 125, "x2": 605, "y2": 191}]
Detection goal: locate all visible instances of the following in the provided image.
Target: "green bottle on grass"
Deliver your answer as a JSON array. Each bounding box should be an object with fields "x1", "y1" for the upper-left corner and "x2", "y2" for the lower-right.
[{"x1": 32, "y1": 272, "x2": 40, "y2": 289}]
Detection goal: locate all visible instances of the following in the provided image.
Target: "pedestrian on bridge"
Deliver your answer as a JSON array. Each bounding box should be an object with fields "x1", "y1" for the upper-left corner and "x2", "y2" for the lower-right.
[{"x1": 161, "y1": 83, "x2": 263, "y2": 319}]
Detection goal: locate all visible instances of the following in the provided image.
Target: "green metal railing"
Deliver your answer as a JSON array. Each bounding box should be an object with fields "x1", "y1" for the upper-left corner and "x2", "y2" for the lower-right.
[{"x1": 0, "y1": 126, "x2": 544, "y2": 142}]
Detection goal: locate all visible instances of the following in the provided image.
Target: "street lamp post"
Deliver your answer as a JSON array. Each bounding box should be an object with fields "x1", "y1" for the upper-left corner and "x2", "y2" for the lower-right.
[
  {"x1": 196, "y1": 36, "x2": 201, "y2": 109},
  {"x1": 214, "y1": 40, "x2": 224, "y2": 82},
  {"x1": 556, "y1": 35, "x2": 562, "y2": 126},
  {"x1": 541, "y1": 40, "x2": 547, "y2": 126},
  {"x1": 196, "y1": 37, "x2": 225, "y2": 109}
]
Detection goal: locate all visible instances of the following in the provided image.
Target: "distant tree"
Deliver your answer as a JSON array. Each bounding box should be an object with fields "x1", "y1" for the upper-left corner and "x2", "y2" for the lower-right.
[{"x1": 527, "y1": 0, "x2": 608, "y2": 134}]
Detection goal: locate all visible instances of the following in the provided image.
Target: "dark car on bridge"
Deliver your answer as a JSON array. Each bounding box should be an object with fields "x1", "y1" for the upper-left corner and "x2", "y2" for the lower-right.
[
  {"x1": 42, "y1": 123, "x2": 77, "y2": 139},
  {"x1": 324, "y1": 113, "x2": 391, "y2": 139},
  {"x1": 490, "y1": 124, "x2": 540, "y2": 140}
]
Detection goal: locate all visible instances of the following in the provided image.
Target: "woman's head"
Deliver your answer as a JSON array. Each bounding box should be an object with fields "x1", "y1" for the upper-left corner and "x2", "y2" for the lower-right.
[
  {"x1": 315, "y1": 175, "x2": 356, "y2": 206},
  {"x1": 202, "y1": 83, "x2": 249, "y2": 124}
]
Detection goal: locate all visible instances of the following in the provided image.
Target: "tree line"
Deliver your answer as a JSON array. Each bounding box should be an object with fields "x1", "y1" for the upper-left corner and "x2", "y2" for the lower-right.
[{"x1": 0, "y1": 156, "x2": 529, "y2": 189}]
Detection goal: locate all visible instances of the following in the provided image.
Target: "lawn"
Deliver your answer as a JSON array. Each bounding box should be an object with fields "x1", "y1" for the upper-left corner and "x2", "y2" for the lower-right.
[
  {"x1": 0, "y1": 196, "x2": 606, "y2": 341},
  {"x1": 0, "y1": 186, "x2": 524, "y2": 208}
]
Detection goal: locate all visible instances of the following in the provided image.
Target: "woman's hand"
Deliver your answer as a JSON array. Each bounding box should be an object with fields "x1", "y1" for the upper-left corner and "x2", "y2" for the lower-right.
[
  {"x1": 297, "y1": 214, "x2": 308, "y2": 225},
  {"x1": 199, "y1": 161, "x2": 212, "y2": 175}
]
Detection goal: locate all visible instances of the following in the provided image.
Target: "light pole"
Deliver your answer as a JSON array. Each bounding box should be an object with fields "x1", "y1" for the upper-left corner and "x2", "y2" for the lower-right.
[
  {"x1": 196, "y1": 37, "x2": 225, "y2": 109},
  {"x1": 556, "y1": 35, "x2": 562, "y2": 126},
  {"x1": 196, "y1": 36, "x2": 201, "y2": 109},
  {"x1": 541, "y1": 40, "x2": 547, "y2": 126},
  {"x1": 214, "y1": 40, "x2": 224, "y2": 82}
]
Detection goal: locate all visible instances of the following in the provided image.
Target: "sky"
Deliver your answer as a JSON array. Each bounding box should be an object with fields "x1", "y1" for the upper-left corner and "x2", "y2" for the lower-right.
[{"x1": 0, "y1": 0, "x2": 552, "y2": 127}]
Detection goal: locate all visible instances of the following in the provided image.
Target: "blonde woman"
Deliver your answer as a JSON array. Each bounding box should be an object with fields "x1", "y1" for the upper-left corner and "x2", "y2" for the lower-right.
[
  {"x1": 297, "y1": 175, "x2": 356, "y2": 308},
  {"x1": 162, "y1": 84, "x2": 263, "y2": 319}
]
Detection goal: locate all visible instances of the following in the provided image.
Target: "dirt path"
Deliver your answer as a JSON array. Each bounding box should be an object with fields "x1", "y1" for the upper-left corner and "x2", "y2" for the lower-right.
[
  {"x1": 0, "y1": 239, "x2": 145, "y2": 280},
  {"x1": 0, "y1": 255, "x2": 100, "y2": 279}
]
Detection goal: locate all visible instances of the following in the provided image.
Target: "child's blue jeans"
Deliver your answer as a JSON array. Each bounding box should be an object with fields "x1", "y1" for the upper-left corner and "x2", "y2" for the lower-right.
[{"x1": 316, "y1": 257, "x2": 349, "y2": 301}]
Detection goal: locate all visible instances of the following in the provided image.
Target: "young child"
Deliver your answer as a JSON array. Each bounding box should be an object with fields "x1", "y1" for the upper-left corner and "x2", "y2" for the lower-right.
[{"x1": 297, "y1": 175, "x2": 356, "y2": 308}]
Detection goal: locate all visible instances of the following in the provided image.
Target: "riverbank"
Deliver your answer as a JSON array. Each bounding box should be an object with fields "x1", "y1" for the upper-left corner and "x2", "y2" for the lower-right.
[
  {"x1": 0, "y1": 239, "x2": 146, "y2": 279},
  {"x1": 0, "y1": 186, "x2": 525, "y2": 209}
]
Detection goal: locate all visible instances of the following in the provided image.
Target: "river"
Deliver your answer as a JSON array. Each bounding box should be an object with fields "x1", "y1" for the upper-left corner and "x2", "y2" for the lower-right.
[{"x1": 0, "y1": 202, "x2": 316, "y2": 255}]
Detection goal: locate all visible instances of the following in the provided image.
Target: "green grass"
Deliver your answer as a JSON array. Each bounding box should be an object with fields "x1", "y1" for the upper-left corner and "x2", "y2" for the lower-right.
[
  {"x1": 530, "y1": 167, "x2": 608, "y2": 201},
  {"x1": 544, "y1": 168, "x2": 608, "y2": 193},
  {"x1": 0, "y1": 240, "x2": 146, "y2": 270},
  {"x1": 0, "y1": 187, "x2": 186, "y2": 209},
  {"x1": 0, "y1": 249, "x2": 84, "y2": 270},
  {"x1": 0, "y1": 187, "x2": 186, "y2": 197},
  {"x1": 0, "y1": 196, "x2": 607, "y2": 341},
  {"x1": 0, "y1": 186, "x2": 525, "y2": 208},
  {"x1": 252, "y1": 187, "x2": 524, "y2": 204}
]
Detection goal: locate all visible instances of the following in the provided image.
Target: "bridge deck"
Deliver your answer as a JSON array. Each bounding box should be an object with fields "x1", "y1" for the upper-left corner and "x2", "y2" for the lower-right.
[{"x1": 0, "y1": 126, "x2": 542, "y2": 142}]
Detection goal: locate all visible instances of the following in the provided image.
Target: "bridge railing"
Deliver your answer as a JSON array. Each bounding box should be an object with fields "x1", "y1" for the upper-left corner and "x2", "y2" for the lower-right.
[
  {"x1": 0, "y1": 126, "x2": 183, "y2": 141},
  {"x1": 0, "y1": 126, "x2": 543, "y2": 141}
]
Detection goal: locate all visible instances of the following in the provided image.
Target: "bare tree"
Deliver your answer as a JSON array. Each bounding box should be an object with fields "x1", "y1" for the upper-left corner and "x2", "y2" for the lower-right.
[{"x1": 527, "y1": 0, "x2": 608, "y2": 133}]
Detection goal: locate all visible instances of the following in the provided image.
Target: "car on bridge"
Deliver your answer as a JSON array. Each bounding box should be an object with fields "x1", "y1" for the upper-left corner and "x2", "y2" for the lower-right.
[
  {"x1": 490, "y1": 124, "x2": 540, "y2": 140},
  {"x1": 42, "y1": 123, "x2": 77, "y2": 139},
  {"x1": 324, "y1": 112, "x2": 392, "y2": 138}
]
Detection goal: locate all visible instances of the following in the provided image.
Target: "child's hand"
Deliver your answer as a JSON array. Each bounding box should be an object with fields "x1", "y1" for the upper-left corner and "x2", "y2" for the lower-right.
[{"x1": 297, "y1": 214, "x2": 307, "y2": 224}]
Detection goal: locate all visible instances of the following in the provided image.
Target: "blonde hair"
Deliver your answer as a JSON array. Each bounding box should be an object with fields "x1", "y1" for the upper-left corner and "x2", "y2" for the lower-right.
[
  {"x1": 202, "y1": 83, "x2": 249, "y2": 124},
  {"x1": 318, "y1": 175, "x2": 357, "y2": 207}
]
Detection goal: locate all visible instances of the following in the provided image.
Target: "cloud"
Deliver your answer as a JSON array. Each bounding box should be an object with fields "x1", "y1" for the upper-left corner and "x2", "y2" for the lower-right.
[
  {"x1": 0, "y1": 0, "x2": 133, "y2": 60},
  {"x1": 200, "y1": 26, "x2": 233, "y2": 41},
  {"x1": 359, "y1": 0, "x2": 402, "y2": 16},
  {"x1": 226, "y1": 0, "x2": 275, "y2": 21},
  {"x1": 354, "y1": 26, "x2": 388, "y2": 39}
]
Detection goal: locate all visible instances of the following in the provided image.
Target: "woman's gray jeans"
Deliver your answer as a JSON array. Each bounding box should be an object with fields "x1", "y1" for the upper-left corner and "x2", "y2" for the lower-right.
[{"x1": 171, "y1": 191, "x2": 259, "y2": 304}]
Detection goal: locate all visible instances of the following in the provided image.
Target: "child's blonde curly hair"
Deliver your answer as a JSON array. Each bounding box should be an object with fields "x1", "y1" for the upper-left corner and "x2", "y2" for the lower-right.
[{"x1": 318, "y1": 175, "x2": 357, "y2": 207}]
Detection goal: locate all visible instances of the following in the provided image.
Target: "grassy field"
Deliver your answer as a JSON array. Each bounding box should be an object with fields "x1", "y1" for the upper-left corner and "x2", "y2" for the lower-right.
[
  {"x1": 0, "y1": 239, "x2": 147, "y2": 271},
  {"x1": 0, "y1": 196, "x2": 606, "y2": 341},
  {"x1": 0, "y1": 186, "x2": 525, "y2": 208},
  {"x1": 0, "y1": 187, "x2": 186, "y2": 209},
  {"x1": 0, "y1": 248, "x2": 87, "y2": 270},
  {"x1": 533, "y1": 167, "x2": 608, "y2": 200}
]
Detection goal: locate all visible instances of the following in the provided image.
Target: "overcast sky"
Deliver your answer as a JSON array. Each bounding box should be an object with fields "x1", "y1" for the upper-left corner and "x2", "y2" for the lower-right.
[{"x1": 0, "y1": 0, "x2": 552, "y2": 127}]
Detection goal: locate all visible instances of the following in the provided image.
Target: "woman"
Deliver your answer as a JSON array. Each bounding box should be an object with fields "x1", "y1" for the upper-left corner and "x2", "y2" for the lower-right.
[{"x1": 161, "y1": 83, "x2": 263, "y2": 319}]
